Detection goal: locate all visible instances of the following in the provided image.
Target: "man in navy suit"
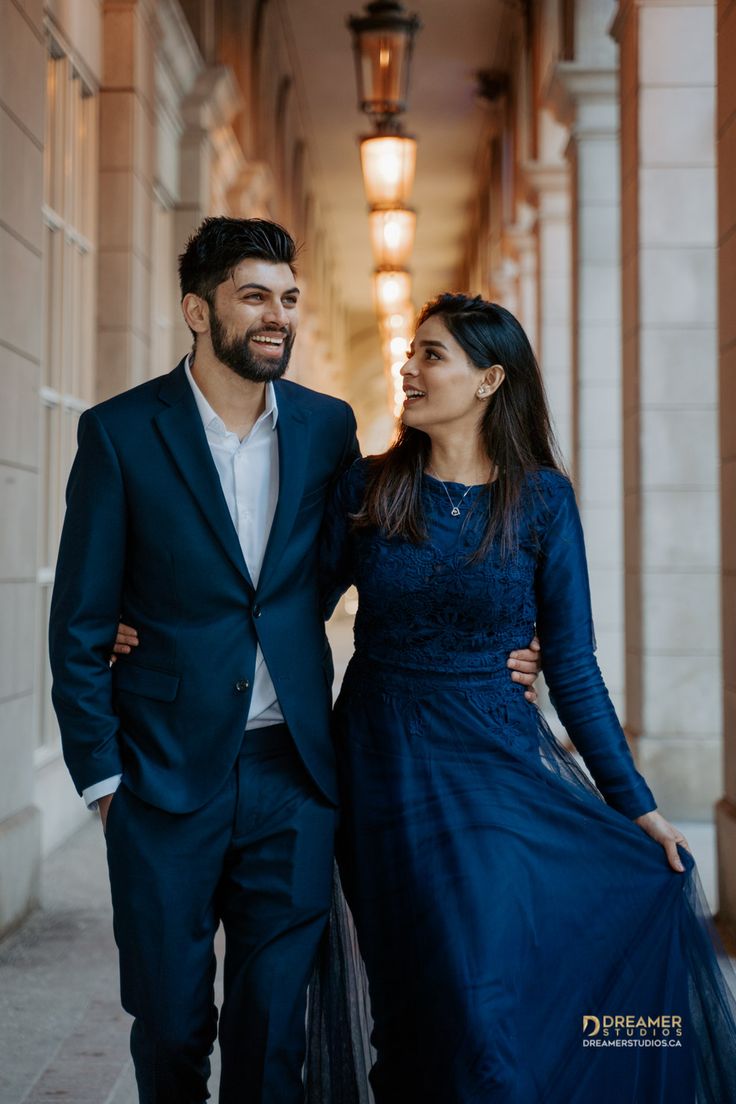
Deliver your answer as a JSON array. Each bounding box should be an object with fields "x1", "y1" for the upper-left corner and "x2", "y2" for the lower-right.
[{"x1": 49, "y1": 218, "x2": 361, "y2": 1103}]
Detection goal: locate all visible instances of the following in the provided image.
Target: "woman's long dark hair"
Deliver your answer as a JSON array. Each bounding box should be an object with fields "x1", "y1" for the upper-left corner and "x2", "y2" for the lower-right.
[{"x1": 351, "y1": 293, "x2": 567, "y2": 559}]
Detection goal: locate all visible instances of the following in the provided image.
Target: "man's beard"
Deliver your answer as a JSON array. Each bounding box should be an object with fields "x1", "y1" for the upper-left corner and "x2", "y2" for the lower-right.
[{"x1": 208, "y1": 306, "x2": 295, "y2": 382}]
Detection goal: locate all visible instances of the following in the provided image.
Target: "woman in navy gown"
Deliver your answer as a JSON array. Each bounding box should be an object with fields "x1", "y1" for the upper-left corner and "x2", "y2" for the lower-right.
[{"x1": 314, "y1": 294, "x2": 736, "y2": 1103}]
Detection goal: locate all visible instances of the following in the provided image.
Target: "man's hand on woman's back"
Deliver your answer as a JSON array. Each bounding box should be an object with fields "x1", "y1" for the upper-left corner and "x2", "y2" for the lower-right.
[{"x1": 507, "y1": 635, "x2": 541, "y2": 702}]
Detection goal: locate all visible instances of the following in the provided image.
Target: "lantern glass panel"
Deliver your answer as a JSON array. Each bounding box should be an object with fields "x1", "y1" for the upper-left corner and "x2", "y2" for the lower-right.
[
  {"x1": 355, "y1": 30, "x2": 411, "y2": 115},
  {"x1": 378, "y1": 304, "x2": 414, "y2": 339},
  {"x1": 368, "y1": 207, "x2": 416, "y2": 268},
  {"x1": 373, "y1": 269, "x2": 412, "y2": 313},
  {"x1": 360, "y1": 135, "x2": 416, "y2": 207}
]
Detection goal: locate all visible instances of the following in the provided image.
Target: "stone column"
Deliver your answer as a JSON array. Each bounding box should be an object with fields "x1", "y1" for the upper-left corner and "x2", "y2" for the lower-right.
[
  {"x1": 612, "y1": 0, "x2": 720, "y2": 819},
  {"x1": 0, "y1": 0, "x2": 44, "y2": 933},
  {"x1": 505, "y1": 204, "x2": 539, "y2": 355},
  {"x1": 716, "y1": 0, "x2": 736, "y2": 931},
  {"x1": 97, "y1": 0, "x2": 157, "y2": 399},
  {"x1": 172, "y1": 64, "x2": 244, "y2": 352},
  {"x1": 524, "y1": 158, "x2": 574, "y2": 470},
  {"x1": 553, "y1": 45, "x2": 626, "y2": 709},
  {"x1": 151, "y1": 0, "x2": 203, "y2": 377},
  {"x1": 228, "y1": 161, "x2": 275, "y2": 221}
]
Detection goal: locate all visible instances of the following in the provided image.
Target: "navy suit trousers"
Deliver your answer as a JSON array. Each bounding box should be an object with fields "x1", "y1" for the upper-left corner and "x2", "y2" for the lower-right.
[{"x1": 104, "y1": 723, "x2": 336, "y2": 1104}]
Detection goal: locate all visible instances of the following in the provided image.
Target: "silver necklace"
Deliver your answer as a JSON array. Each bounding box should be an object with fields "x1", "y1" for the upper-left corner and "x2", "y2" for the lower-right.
[{"x1": 425, "y1": 468, "x2": 475, "y2": 517}]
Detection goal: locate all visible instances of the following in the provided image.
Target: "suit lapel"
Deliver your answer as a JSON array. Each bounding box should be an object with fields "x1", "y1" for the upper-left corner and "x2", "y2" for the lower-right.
[
  {"x1": 257, "y1": 380, "x2": 310, "y2": 595},
  {"x1": 154, "y1": 360, "x2": 255, "y2": 590}
]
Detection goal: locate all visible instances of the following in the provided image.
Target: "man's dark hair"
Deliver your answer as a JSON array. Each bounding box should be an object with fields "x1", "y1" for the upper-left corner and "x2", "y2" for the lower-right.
[{"x1": 178, "y1": 216, "x2": 298, "y2": 305}]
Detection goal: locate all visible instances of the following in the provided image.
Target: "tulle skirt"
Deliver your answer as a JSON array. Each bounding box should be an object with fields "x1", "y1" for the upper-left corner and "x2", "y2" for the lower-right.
[{"x1": 306, "y1": 659, "x2": 736, "y2": 1104}]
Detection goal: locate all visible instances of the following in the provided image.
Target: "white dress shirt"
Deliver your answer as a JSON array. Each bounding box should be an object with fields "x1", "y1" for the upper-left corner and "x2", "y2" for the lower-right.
[{"x1": 82, "y1": 355, "x2": 284, "y2": 808}]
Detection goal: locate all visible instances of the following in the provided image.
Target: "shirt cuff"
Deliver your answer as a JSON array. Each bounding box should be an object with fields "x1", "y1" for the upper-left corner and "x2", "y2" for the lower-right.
[{"x1": 83, "y1": 775, "x2": 122, "y2": 811}]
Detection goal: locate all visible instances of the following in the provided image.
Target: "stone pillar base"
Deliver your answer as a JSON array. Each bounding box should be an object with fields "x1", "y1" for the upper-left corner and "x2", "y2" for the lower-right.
[
  {"x1": 636, "y1": 736, "x2": 722, "y2": 822},
  {"x1": 715, "y1": 797, "x2": 736, "y2": 940},
  {"x1": 0, "y1": 804, "x2": 41, "y2": 937}
]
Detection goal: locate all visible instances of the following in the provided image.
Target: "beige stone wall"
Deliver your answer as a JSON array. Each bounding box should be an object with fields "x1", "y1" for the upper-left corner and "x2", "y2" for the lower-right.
[
  {"x1": 0, "y1": 0, "x2": 45, "y2": 931},
  {"x1": 716, "y1": 0, "x2": 736, "y2": 929}
]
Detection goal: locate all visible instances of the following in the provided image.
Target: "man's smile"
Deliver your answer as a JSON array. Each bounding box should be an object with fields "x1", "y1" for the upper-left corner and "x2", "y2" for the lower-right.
[{"x1": 250, "y1": 332, "x2": 288, "y2": 355}]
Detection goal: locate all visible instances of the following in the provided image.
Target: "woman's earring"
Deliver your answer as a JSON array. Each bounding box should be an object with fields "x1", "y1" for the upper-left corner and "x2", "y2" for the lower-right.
[{"x1": 477, "y1": 386, "x2": 489, "y2": 398}]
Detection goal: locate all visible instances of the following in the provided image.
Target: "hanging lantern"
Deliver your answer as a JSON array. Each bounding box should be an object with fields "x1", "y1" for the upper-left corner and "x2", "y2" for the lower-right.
[
  {"x1": 378, "y1": 303, "x2": 414, "y2": 338},
  {"x1": 373, "y1": 268, "x2": 412, "y2": 313},
  {"x1": 347, "y1": 1, "x2": 422, "y2": 121},
  {"x1": 347, "y1": 2, "x2": 421, "y2": 420},
  {"x1": 381, "y1": 328, "x2": 411, "y2": 365},
  {"x1": 368, "y1": 206, "x2": 417, "y2": 268},
  {"x1": 359, "y1": 133, "x2": 417, "y2": 207}
]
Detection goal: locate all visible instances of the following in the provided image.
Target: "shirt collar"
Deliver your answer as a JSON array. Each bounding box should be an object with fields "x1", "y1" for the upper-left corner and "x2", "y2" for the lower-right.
[{"x1": 184, "y1": 352, "x2": 279, "y2": 436}]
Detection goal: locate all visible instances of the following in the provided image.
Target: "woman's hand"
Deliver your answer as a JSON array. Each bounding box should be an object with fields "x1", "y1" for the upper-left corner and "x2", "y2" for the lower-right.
[
  {"x1": 633, "y1": 809, "x2": 691, "y2": 872},
  {"x1": 109, "y1": 622, "x2": 139, "y2": 665}
]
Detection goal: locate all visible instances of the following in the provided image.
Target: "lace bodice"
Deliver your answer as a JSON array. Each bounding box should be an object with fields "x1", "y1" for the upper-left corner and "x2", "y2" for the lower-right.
[{"x1": 341, "y1": 475, "x2": 542, "y2": 673}]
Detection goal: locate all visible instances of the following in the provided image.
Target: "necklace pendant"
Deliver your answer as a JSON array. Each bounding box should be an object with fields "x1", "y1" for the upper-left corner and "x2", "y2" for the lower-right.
[{"x1": 451, "y1": 506, "x2": 461, "y2": 517}]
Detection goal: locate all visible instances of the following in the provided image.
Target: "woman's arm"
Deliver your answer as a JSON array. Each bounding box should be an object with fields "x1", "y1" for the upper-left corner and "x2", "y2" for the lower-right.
[
  {"x1": 534, "y1": 475, "x2": 657, "y2": 821},
  {"x1": 534, "y1": 477, "x2": 691, "y2": 870}
]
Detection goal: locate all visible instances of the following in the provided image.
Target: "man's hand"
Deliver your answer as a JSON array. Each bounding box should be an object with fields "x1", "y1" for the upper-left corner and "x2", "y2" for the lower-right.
[
  {"x1": 507, "y1": 634, "x2": 541, "y2": 703},
  {"x1": 98, "y1": 792, "x2": 115, "y2": 834},
  {"x1": 633, "y1": 809, "x2": 691, "y2": 872},
  {"x1": 110, "y1": 622, "x2": 139, "y2": 665}
]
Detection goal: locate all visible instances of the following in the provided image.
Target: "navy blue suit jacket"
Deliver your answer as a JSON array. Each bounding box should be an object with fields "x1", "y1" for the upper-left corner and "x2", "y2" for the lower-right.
[{"x1": 48, "y1": 358, "x2": 360, "y2": 812}]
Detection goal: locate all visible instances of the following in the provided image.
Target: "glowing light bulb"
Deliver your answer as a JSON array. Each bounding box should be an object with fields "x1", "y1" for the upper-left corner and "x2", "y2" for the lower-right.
[
  {"x1": 360, "y1": 136, "x2": 417, "y2": 207},
  {"x1": 368, "y1": 208, "x2": 416, "y2": 268}
]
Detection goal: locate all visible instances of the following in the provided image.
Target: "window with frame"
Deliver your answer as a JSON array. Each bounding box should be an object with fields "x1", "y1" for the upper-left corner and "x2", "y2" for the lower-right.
[{"x1": 37, "y1": 45, "x2": 98, "y2": 755}]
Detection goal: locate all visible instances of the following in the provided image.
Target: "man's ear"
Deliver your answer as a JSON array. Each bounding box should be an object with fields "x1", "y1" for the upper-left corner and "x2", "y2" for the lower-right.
[{"x1": 182, "y1": 293, "x2": 210, "y2": 337}]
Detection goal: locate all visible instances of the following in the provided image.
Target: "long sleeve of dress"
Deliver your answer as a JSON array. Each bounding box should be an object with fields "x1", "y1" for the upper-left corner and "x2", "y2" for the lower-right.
[{"x1": 534, "y1": 475, "x2": 657, "y2": 820}]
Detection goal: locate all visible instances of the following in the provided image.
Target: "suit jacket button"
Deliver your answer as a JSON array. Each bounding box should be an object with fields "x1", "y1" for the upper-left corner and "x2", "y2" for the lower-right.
[
  {"x1": 252, "y1": 604, "x2": 262, "y2": 618},
  {"x1": 235, "y1": 679, "x2": 250, "y2": 692}
]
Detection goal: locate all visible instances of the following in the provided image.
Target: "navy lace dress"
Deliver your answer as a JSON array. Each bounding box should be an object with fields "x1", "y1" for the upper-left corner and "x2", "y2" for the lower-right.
[{"x1": 310, "y1": 458, "x2": 736, "y2": 1104}]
